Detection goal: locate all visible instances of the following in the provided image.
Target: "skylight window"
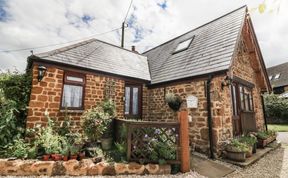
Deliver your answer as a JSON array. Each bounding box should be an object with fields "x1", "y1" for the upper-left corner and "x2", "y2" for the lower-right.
[
  {"x1": 274, "y1": 73, "x2": 281, "y2": 79},
  {"x1": 269, "y1": 76, "x2": 273, "y2": 80},
  {"x1": 174, "y1": 37, "x2": 194, "y2": 53}
]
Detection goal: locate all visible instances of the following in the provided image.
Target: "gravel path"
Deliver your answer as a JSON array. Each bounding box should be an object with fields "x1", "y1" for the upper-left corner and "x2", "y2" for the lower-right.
[
  {"x1": 1, "y1": 171, "x2": 207, "y2": 178},
  {"x1": 224, "y1": 143, "x2": 288, "y2": 178}
]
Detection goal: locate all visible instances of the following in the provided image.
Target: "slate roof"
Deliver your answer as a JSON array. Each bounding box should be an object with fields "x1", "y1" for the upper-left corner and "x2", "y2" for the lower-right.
[
  {"x1": 143, "y1": 6, "x2": 247, "y2": 84},
  {"x1": 267, "y1": 62, "x2": 288, "y2": 88},
  {"x1": 33, "y1": 39, "x2": 151, "y2": 81}
]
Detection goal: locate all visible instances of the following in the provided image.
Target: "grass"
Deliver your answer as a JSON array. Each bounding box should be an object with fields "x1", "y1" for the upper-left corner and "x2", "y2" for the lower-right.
[{"x1": 268, "y1": 124, "x2": 288, "y2": 132}]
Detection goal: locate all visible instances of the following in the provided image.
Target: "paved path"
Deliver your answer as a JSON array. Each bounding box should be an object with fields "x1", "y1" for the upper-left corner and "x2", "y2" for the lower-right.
[{"x1": 277, "y1": 132, "x2": 288, "y2": 144}]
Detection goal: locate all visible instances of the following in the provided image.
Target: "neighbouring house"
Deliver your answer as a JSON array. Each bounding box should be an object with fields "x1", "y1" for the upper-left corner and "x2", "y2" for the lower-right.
[
  {"x1": 26, "y1": 5, "x2": 271, "y2": 157},
  {"x1": 267, "y1": 62, "x2": 288, "y2": 95}
]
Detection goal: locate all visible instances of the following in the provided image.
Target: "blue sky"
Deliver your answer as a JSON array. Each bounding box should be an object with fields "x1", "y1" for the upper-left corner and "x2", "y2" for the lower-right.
[{"x1": 0, "y1": 0, "x2": 287, "y2": 71}]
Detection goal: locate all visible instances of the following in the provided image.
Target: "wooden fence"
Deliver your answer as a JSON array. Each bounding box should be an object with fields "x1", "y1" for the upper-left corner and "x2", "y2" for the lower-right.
[
  {"x1": 114, "y1": 118, "x2": 181, "y2": 164},
  {"x1": 114, "y1": 111, "x2": 190, "y2": 172}
]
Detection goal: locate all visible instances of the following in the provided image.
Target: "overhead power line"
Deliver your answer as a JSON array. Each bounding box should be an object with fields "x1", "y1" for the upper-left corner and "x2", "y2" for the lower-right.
[
  {"x1": 124, "y1": 0, "x2": 133, "y2": 22},
  {"x1": 0, "y1": 27, "x2": 121, "y2": 53}
]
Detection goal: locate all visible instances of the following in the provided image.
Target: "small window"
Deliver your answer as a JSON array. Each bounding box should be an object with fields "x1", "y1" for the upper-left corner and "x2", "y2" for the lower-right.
[
  {"x1": 274, "y1": 73, "x2": 281, "y2": 79},
  {"x1": 124, "y1": 84, "x2": 141, "y2": 118},
  {"x1": 61, "y1": 72, "x2": 85, "y2": 110},
  {"x1": 173, "y1": 37, "x2": 194, "y2": 53}
]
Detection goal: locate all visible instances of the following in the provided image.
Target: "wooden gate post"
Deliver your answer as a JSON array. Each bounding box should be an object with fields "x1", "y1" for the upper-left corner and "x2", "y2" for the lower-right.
[{"x1": 178, "y1": 111, "x2": 190, "y2": 172}]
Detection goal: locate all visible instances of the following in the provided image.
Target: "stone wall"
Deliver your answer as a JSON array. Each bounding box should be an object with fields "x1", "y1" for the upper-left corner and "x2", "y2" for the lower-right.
[
  {"x1": 0, "y1": 159, "x2": 171, "y2": 176},
  {"x1": 27, "y1": 64, "x2": 140, "y2": 130},
  {"x1": 144, "y1": 76, "x2": 232, "y2": 155},
  {"x1": 230, "y1": 30, "x2": 266, "y2": 131}
]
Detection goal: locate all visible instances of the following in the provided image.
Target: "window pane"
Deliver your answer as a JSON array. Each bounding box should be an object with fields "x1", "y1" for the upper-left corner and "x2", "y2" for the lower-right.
[
  {"x1": 274, "y1": 73, "x2": 281, "y2": 79},
  {"x1": 249, "y1": 91, "x2": 253, "y2": 111},
  {"x1": 67, "y1": 76, "x2": 83, "y2": 82},
  {"x1": 175, "y1": 38, "x2": 193, "y2": 52},
  {"x1": 240, "y1": 86, "x2": 244, "y2": 110},
  {"x1": 132, "y1": 87, "x2": 139, "y2": 115},
  {"x1": 244, "y1": 94, "x2": 249, "y2": 111},
  {"x1": 62, "y1": 84, "x2": 83, "y2": 108},
  {"x1": 125, "y1": 87, "x2": 130, "y2": 114},
  {"x1": 232, "y1": 85, "x2": 237, "y2": 115}
]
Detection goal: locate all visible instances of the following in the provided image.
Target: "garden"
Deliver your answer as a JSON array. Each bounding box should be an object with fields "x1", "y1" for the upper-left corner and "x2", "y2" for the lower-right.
[
  {"x1": 0, "y1": 71, "x2": 178, "y2": 176},
  {"x1": 223, "y1": 130, "x2": 277, "y2": 162}
]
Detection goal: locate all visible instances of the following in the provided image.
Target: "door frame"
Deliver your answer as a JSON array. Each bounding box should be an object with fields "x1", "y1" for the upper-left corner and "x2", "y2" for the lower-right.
[{"x1": 231, "y1": 80, "x2": 255, "y2": 136}]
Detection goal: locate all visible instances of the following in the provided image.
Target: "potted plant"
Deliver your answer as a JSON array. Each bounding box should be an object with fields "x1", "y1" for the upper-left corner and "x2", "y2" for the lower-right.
[
  {"x1": 256, "y1": 130, "x2": 277, "y2": 148},
  {"x1": 82, "y1": 107, "x2": 106, "y2": 146},
  {"x1": 69, "y1": 146, "x2": 79, "y2": 160},
  {"x1": 225, "y1": 139, "x2": 249, "y2": 162},
  {"x1": 165, "y1": 93, "x2": 182, "y2": 112},
  {"x1": 238, "y1": 135, "x2": 257, "y2": 157},
  {"x1": 101, "y1": 118, "x2": 113, "y2": 150},
  {"x1": 61, "y1": 145, "x2": 70, "y2": 161}
]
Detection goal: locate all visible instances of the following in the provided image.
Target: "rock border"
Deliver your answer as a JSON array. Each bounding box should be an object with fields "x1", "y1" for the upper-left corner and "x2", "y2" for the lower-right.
[{"x1": 0, "y1": 159, "x2": 171, "y2": 176}]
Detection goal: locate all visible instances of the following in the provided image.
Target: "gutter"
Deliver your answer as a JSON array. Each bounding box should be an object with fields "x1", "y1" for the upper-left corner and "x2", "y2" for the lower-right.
[
  {"x1": 206, "y1": 75, "x2": 215, "y2": 159},
  {"x1": 260, "y1": 94, "x2": 268, "y2": 131}
]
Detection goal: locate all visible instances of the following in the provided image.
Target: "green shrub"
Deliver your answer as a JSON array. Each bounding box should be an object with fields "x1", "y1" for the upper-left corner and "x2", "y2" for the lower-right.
[
  {"x1": 0, "y1": 98, "x2": 23, "y2": 148},
  {"x1": 226, "y1": 139, "x2": 249, "y2": 152},
  {"x1": 0, "y1": 70, "x2": 32, "y2": 151},
  {"x1": 238, "y1": 135, "x2": 257, "y2": 146},
  {"x1": 256, "y1": 130, "x2": 276, "y2": 140},
  {"x1": 5, "y1": 139, "x2": 36, "y2": 159},
  {"x1": 264, "y1": 93, "x2": 288, "y2": 122},
  {"x1": 82, "y1": 100, "x2": 116, "y2": 142},
  {"x1": 0, "y1": 70, "x2": 32, "y2": 127}
]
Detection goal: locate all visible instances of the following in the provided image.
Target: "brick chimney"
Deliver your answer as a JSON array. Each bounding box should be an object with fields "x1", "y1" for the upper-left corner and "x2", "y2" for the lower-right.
[{"x1": 131, "y1": 45, "x2": 138, "y2": 53}]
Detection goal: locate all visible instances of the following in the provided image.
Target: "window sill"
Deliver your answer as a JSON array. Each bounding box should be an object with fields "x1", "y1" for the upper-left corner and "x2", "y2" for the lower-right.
[{"x1": 59, "y1": 110, "x2": 84, "y2": 114}]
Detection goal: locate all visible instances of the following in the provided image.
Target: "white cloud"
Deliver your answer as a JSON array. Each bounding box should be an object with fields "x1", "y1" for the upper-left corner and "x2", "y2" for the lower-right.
[{"x1": 0, "y1": 0, "x2": 287, "y2": 71}]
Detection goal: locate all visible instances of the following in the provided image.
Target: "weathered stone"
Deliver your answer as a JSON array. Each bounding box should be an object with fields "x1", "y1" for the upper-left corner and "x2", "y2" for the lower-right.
[
  {"x1": 127, "y1": 162, "x2": 145, "y2": 175},
  {"x1": 31, "y1": 161, "x2": 55, "y2": 176},
  {"x1": 87, "y1": 164, "x2": 99, "y2": 175},
  {"x1": 19, "y1": 160, "x2": 36, "y2": 176},
  {"x1": 115, "y1": 163, "x2": 128, "y2": 175},
  {"x1": 94, "y1": 162, "x2": 109, "y2": 175},
  {"x1": 62, "y1": 160, "x2": 87, "y2": 176},
  {"x1": 102, "y1": 165, "x2": 116, "y2": 176},
  {"x1": 52, "y1": 161, "x2": 66, "y2": 176},
  {"x1": 91, "y1": 156, "x2": 102, "y2": 164},
  {"x1": 145, "y1": 164, "x2": 159, "y2": 174},
  {"x1": 158, "y1": 165, "x2": 171, "y2": 174}
]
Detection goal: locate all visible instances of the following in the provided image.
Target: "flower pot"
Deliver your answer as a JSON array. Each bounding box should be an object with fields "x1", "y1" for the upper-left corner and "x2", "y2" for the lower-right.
[
  {"x1": 42, "y1": 154, "x2": 50, "y2": 161},
  {"x1": 70, "y1": 155, "x2": 78, "y2": 160},
  {"x1": 62, "y1": 156, "x2": 68, "y2": 161},
  {"x1": 52, "y1": 154, "x2": 62, "y2": 161},
  {"x1": 246, "y1": 146, "x2": 253, "y2": 158},
  {"x1": 257, "y1": 138, "x2": 267, "y2": 148},
  {"x1": 101, "y1": 137, "x2": 113, "y2": 150},
  {"x1": 257, "y1": 135, "x2": 276, "y2": 148},
  {"x1": 225, "y1": 150, "x2": 246, "y2": 162}
]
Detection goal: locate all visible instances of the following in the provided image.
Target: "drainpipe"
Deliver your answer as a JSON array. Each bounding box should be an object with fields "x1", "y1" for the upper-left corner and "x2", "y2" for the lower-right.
[
  {"x1": 261, "y1": 94, "x2": 268, "y2": 131},
  {"x1": 206, "y1": 75, "x2": 215, "y2": 159}
]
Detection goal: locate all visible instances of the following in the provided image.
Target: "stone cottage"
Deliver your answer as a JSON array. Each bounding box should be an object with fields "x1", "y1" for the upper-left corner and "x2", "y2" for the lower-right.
[
  {"x1": 26, "y1": 6, "x2": 271, "y2": 157},
  {"x1": 267, "y1": 62, "x2": 288, "y2": 94}
]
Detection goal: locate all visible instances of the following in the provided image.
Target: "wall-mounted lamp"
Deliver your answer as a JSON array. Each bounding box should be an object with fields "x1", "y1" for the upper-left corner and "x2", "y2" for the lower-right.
[
  {"x1": 221, "y1": 76, "x2": 232, "y2": 90},
  {"x1": 38, "y1": 65, "x2": 47, "y2": 82}
]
